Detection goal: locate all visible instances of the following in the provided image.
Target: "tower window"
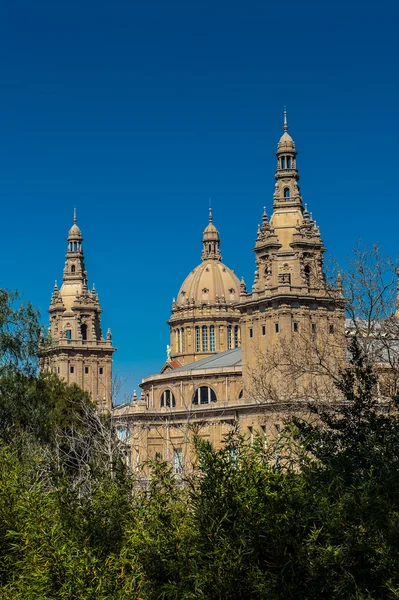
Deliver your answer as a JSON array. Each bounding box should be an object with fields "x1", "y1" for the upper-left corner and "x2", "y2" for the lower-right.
[
  {"x1": 287, "y1": 157, "x2": 292, "y2": 168},
  {"x1": 99, "y1": 367, "x2": 103, "y2": 375},
  {"x1": 281, "y1": 157, "x2": 286, "y2": 169},
  {"x1": 160, "y1": 389, "x2": 176, "y2": 408},
  {"x1": 81, "y1": 324, "x2": 87, "y2": 341},
  {"x1": 284, "y1": 188, "x2": 290, "y2": 198},
  {"x1": 193, "y1": 386, "x2": 217, "y2": 405},
  {"x1": 293, "y1": 322, "x2": 298, "y2": 333},
  {"x1": 329, "y1": 324, "x2": 335, "y2": 334},
  {"x1": 70, "y1": 366, "x2": 74, "y2": 374},
  {"x1": 275, "y1": 323, "x2": 279, "y2": 334},
  {"x1": 202, "y1": 325, "x2": 208, "y2": 352},
  {"x1": 84, "y1": 367, "x2": 89, "y2": 374},
  {"x1": 312, "y1": 323, "x2": 317, "y2": 334},
  {"x1": 210, "y1": 325, "x2": 215, "y2": 351},
  {"x1": 66, "y1": 329, "x2": 72, "y2": 340},
  {"x1": 249, "y1": 327, "x2": 253, "y2": 338},
  {"x1": 176, "y1": 329, "x2": 181, "y2": 353},
  {"x1": 71, "y1": 264, "x2": 76, "y2": 273},
  {"x1": 262, "y1": 325, "x2": 266, "y2": 336}
]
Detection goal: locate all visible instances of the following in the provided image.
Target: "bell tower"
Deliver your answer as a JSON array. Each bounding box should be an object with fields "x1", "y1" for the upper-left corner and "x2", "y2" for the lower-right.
[
  {"x1": 239, "y1": 114, "x2": 345, "y2": 399},
  {"x1": 42, "y1": 211, "x2": 116, "y2": 410}
]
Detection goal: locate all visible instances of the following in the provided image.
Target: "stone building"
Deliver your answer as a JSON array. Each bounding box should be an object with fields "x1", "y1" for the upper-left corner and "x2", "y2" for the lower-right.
[
  {"x1": 113, "y1": 114, "x2": 346, "y2": 471},
  {"x1": 41, "y1": 210, "x2": 115, "y2": 410}
]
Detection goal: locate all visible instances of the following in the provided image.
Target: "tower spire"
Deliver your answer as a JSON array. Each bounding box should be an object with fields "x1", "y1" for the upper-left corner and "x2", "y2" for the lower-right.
[
  {"x1": 73, "y1": 206, "x2": 77, "y2": 224},
  {"x1": 283, "y1": 107, "x2": 288, "y2": 132}
]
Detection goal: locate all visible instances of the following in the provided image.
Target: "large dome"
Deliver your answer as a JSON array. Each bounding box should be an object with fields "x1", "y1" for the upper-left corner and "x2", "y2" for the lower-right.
[{"x1": 176, "y1": 260, "x2": 240, "y2": 307}]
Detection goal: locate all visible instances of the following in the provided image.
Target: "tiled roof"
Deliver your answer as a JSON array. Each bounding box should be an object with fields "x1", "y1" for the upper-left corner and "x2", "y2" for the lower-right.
[{"x1": 172, "y1": 348, "x2": 242, "y2": 372}]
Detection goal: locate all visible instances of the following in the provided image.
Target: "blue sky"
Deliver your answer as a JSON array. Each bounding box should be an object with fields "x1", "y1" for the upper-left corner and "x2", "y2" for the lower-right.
[{"x1": 1, "y1": 0, "x2": 398, "y2": 397}]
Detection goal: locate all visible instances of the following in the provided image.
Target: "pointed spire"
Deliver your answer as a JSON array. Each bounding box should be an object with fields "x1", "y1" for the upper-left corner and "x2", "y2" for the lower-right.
[
  {"x1": 283, "y1": 107, "x2": 288, "y2": 132},
  {"x1": 209, "y1": 206, "x2": 213, "y2": 223},
  {"x1": 54, "y1": 280, "x2": 58, "y2": 291},
  {"x1": 73, "y1": 207, "x2": 77, "y2": 224},
  {"x1": 262, "y1": 206, "x2": 268, "y2": 225}
]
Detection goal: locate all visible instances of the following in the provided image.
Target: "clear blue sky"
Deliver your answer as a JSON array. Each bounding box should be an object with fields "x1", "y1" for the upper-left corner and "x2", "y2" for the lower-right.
[{"x1": 1, "y1": 0, "x2": 398, "y2": 397}]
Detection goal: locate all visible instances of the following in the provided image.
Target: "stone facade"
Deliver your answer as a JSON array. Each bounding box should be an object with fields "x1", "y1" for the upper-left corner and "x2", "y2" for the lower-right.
[
  {"x1": 113, "y1": 114, "x2": 346, "y2": 473},
  {"x1": 41, "y1": 211, "x2": 115, "y2": 410}
]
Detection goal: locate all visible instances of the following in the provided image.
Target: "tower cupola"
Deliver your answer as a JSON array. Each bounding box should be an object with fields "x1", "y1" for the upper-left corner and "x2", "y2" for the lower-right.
[{"x1": 201, "y1": 208, "x2": 222, "y2": 261}]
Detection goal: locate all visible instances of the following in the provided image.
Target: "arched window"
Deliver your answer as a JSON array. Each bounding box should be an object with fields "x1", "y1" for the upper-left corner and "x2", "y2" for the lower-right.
[
  {"x1": 66, "y1": 329, "x2": 72, "y2": 340},
  {"x1": 227, "y1": 325, "x2": 232, "y2": 349},
  {"x1": 210, "y1": 325, "x2": 215, "y2": 351},
  {"x1": 195, "y1": 326, "x2": 201, "y2": 352},
  {"x1": 284, "y1": 188, "x2": 290, "y2": 198},
  {"x1": 71, "y1": 264, "x2": 76, "y2": 273},
  {"x1": 160, "y1": 389, "x2": 176, "y2": 408},
  {"x1": 176, "y1": 329, "x2": 181, "y2": 353},
  {"x1": 202, "y1": 325, "x2": 208, "y2": 352},
  {"x1": 193, "y1": 386, "x2": 217, "y2": 405},
  {"x1": 81, "y1": 324, "x2": 87, "y2": 341},
  {"x1": 281, "y1": 157, "x2": 286, "y2": 169},
  {"x1": 234, "y1": 325, "x2": 239, "y2": 348},
  {"x1": 287, "y1": 157, "x2": 292, "y2": 168}
]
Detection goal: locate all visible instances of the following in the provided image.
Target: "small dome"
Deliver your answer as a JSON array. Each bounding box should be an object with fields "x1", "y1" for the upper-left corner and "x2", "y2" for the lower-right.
[
  {"x1": 277, "y1": 110, "x2": 296, "y2": 152},
  {"x1": 68, "y1": 209, "x2": 82, "y2": 239},
  {"x1": 68, "y1": 223, "x2": 82, "y2": 239},
  {"x1": 176, "y1": 260, "x2": 240, "y2": 307}
]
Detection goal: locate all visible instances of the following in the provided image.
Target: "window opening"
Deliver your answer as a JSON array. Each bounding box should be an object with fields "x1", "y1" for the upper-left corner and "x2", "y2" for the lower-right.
[
  {"x1": 262, "y1": 325, "x2": 266, "y2": 336},
  {"x1": 210, "y1": 325, "x2": 215, "y2": 351},
  {"x1": 234, "y1": 325, "x2": 239, "y2": 347},
  {"x1": 81, "y1": 324, "x2": 87, "y2": 341},
  {"x1": 202, "y1": 325, "x2": 208, "y2": 351},
  {"x1": 195, "y1": 326, "x2": 201, "y2": 352},
  {"x1": 284, "y1": 188, "x2": 290, "y2": 198},
  {"x1": 161, "y1": 389, "x2": 176, "y2": 408},
  {"x1": 193, "y1": 386, "x2": 217, "y2": 405},
  {"x1": 227, "y1": 325, "x2": 232, "y2": 349},
  {"x1": 173, "y1": 448, "x2": 183, "y2": 473}
]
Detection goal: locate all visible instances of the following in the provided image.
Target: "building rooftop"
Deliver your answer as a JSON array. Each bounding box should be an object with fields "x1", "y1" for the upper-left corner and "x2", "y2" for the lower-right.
[{"x1": 173, "y1": 347, "x2": 242, "y2": 372}]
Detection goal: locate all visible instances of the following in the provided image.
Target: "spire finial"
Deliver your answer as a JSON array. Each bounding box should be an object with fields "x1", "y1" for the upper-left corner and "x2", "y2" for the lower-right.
[
  {"x1": 73, "y1": 207, "x2": 77, "y2": 224},
  {"x1": 283, "y1": 107, "x2": 288, "y2": 132},
  {"x1": 209, "y1": 206, "x2": 213, "y2": 223}
]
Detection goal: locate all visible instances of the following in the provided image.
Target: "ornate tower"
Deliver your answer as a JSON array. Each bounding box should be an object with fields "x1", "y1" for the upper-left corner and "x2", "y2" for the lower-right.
[
  {"x1": 239, "y1": 113, "x2": 345, "y2": 399},
  {"x1": 167, "y1": 209, "x2": 241, "y2": 366},
  {"x1": 42, "y1": 211, "x2": 116, "y2": 410}
]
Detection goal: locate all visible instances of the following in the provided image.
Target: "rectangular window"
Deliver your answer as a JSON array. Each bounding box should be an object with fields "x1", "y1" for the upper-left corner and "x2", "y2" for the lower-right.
[
  {"x1": 66, "y1": 329, "x2": 72, "y2": 340},
  {"x1": 329, "y1": 324, "x2": 334, "y2": 334},
  {"x1": 57, "y1": 367, "x2": 60, "y2": 374},
  {"x1": 227, "y1": 326, "x2": 232, "y2": 349},
  {"x1": 84, "y1": 367, "x2": 89, "y2": 374},
  {"x1": 99, "y1": 367, "x2": 103, "y2": 375},
  {"x1": 262, "y1": 325, "x2": 266, "y2": 336},
  {"x1": 173, "y1": 448, "x2": 183, "y2": 473},
  {"x1": 275, "y1": 323, "x2": 279, "y2": 333},
  {"x1": 234, "y1": 325, "x2": 239, "y2": 348},
  {"x1": 249, "y1": 328, "x2": 253, "y2": 338},
  {"x1": 312, "y1": 323, "x2": 317, "y2": 333},
  {"x1": 293, "y1": 322, "x2": 298, "y2": 333},
  {"x1": 195, "y1": 326, "x2": 201, "y2": 352},
  {"x1": 202, "y1": 326, "x2": 208, "y2": 352},
  {"x1": 70, "y1": 366, "x2": 74, "y2": 374},
  {"x1": 210, "y1": 325, "x2": 215, "y2": 351},
  {"x1": 181, "y1": 328, "x2": 185, "y2": 352}
]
